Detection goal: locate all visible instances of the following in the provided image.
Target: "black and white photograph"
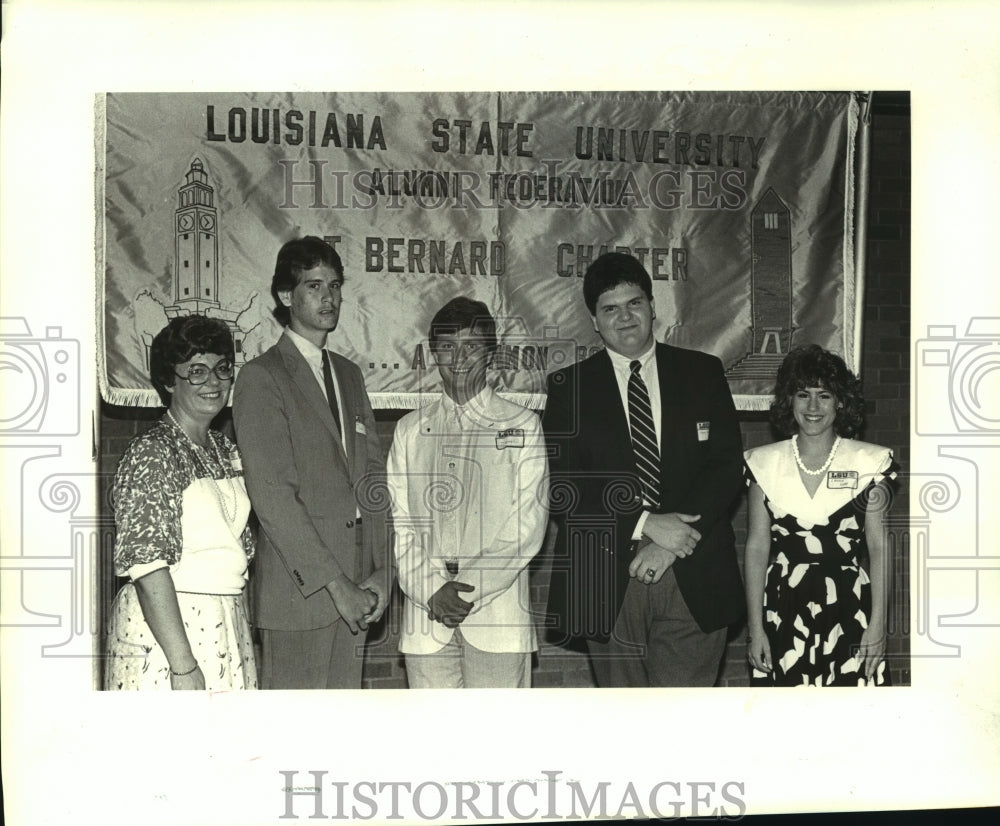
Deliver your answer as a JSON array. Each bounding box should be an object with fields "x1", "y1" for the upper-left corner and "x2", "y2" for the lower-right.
[
  {"x1": 93, "y1": 89, "x2": 908, "y2": 694},
  {"x1": 1, "y1": 1, "x2": 997, "y2": 824}
]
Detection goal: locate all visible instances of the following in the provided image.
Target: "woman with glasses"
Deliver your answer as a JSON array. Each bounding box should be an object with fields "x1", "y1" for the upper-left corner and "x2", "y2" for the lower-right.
[{"x1": 105, "y1": 315, "x2": 257, "y2": 690}]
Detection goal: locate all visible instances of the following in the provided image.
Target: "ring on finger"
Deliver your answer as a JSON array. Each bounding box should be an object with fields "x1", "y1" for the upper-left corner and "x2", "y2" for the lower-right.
[{"x1": 645, "y1": 568, "x2": 655, "y2": 578}]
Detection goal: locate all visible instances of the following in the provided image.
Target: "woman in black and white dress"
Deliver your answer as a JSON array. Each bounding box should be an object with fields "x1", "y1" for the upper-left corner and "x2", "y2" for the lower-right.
[{"x1": 744, "y1": 344, "x2": 897, "y2": 686}]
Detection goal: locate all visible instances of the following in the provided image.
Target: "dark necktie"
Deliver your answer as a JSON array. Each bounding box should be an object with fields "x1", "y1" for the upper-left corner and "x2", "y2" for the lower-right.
[
  {"x1": 321, "y1": 349, "x2": 343, "y2": 437},
  {"x1": 628, "y1": 359, "x2": 661, "y2": 509}
]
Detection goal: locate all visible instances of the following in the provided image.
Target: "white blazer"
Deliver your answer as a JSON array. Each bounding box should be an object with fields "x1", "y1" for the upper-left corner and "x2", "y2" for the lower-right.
[{"x1": 386, "y1": 387, "x2": 549, "y2": 654}]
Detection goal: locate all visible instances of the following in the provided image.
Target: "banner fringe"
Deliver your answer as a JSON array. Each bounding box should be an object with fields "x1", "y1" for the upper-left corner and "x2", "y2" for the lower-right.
[
  {"x1": 101, "y1": 388, "x2": 164, "y2": 408},
  {"x1": 732, "y1": 395, "x2": 774, "y2": 412},
  {"x1": 96, "y1": 389, "x2": 775, "y2": 412},
  {"x1": 370, "y1": 393, "x2": 434, "y2": 410},
  {"x1": 370, "y1": 392, "x2": 547, "y2": 411},
  {"x1": 369, "y1": 392, "x2": 773, "y2": 413}
]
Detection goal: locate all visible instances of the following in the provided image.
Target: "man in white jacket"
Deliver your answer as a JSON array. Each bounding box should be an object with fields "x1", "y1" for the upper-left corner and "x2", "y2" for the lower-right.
[{"x1": 386, "y1": 297, "x2": 549, "y2": 688}]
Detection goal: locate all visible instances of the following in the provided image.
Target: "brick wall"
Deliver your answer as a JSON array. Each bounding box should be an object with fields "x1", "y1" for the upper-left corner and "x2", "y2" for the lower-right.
[
  {"x1": 99, "y1": 95, "x2": 911, "y2": 689},
  {"x1": 856, "y1": 95, "x2": 911, "y2": 686}
]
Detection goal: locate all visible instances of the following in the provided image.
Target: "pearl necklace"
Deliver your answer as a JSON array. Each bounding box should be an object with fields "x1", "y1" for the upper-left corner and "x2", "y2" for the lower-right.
[
  {"x1": 792, "y1": 434, "x2": 841, "y2": 476},
  {"x1": 166, "y1": 411, "x2": 237, "y2": 524}
]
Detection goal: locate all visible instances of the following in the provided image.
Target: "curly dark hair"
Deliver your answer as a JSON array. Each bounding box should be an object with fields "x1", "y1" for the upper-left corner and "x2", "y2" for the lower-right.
[
  {"x1": 149, "y1": 315, "x2": 235, "y2": 405},
  {"x1": 270, "y1": 236, "x2": 344, "y2": 326},
  {"x1": 769, "y1": 344, "x2": 865, "y2": 438},
  {"x1": 582, "y1": 252, "x2": 653, "y2": 316}
]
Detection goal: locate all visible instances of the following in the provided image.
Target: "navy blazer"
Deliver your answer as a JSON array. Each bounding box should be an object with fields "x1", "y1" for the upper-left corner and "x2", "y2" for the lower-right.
[{"x1": 542, "y1": 341, "x2": 745, "y2": 644}]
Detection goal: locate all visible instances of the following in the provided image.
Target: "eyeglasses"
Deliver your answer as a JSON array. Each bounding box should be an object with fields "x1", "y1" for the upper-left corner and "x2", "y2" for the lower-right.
[{"x1": 174, "y1": 361, "x2": 235, "y2": 384}]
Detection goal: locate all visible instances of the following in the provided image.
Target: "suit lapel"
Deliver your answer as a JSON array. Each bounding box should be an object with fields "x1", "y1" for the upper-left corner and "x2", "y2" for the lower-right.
[
  {"x1": 588, "y1": 351, "x2": 633, "y2": 469},
  {"x1": 655, "y1": 342, "x2": 681, "y2": 498},
  {"x1": 276, "y1": 333, "x2": 348, "y2": 462}
]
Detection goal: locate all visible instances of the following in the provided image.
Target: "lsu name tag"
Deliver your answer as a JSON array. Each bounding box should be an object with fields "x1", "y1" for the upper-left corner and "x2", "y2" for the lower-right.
[
  {"x1": 496, "y1": 428, "x2": 525, "y2": 450},
  {"x1": 827, "y1": 470, "x2": 859, "y2": 489},
  {"x1": 696, "y1": 421, "x2": 711, "y2": 442}
]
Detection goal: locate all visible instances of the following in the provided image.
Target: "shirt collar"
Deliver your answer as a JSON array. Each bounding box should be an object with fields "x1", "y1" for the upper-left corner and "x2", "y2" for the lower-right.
[
  {"x1": 285, "y1": 326, "x2": 326, "y2": 365},
  {"x1": 439, "y1": 385, "x2": 495, "y2": 427},
  {"x1": 606, "y1": 341, "x2": 657, "y2": 374}
]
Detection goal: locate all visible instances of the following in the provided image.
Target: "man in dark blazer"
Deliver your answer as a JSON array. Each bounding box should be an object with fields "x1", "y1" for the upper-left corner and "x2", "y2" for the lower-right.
[
  {"x1": 543, "y1": 252, "x2": 744, "y2": 687},
  {"x1": 233, "y1": 236, "x2": 389, "y2": 689}
]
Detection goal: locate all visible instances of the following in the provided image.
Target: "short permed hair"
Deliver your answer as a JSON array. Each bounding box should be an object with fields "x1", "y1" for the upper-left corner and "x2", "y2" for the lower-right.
[
  {"x1": 428, "y1": 296, "x2": 499, "y2": 357},
  {"x1": 582, "y1": 252, "x2": 654, "y2": 315},
  {"x1": 769, "y1": 344, "x2": 866, "y2": 438},
  {"x1": 270, "y1": 236, "x2": 344, "y2": 326},
  {"x1": 149, "y1": 315, "x2": 235, "y2": 405}
]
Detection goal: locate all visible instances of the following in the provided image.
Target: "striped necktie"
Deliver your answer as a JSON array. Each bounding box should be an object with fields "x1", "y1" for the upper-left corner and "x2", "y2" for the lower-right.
[{"x1": 628, "y1": 359, "x2": 661, "y2": 509}]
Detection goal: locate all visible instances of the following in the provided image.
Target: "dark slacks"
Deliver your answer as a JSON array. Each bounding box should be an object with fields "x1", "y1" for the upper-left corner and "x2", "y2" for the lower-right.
[
  {"x1": 257, "y1": 523, "x2": 369, "y2": 690},
  {"x1": 586, "y1": 567, "x2": 727, "y2": 688},
  {"x1": 259, "y1": 622, "x2": 366, "y2": 689}
]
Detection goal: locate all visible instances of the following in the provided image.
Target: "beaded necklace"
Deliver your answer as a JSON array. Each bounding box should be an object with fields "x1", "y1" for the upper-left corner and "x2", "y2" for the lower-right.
[
  {"x1": 165, "y1": 410, "x2": 237, "y2": 524},
  {"x1": 792, "y1": 434, "x2": 841, "y2": 477}
]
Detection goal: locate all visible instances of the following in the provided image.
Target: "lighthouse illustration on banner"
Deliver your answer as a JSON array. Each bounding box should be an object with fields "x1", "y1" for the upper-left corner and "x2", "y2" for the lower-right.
[
  {"x1": 725, "y1": 187, "x2": 794, "y2": 381},
  {"x1": 138, "y1": 158, "x2": 253, "y2": 371}
]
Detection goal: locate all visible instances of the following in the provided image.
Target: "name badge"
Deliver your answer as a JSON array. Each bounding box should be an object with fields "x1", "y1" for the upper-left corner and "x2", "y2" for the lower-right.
[
  {"x1": 827, "y1": 470, "x2": 858, "y2": 489},
  {"x1": 355, "y1": 416, "x2": 367, "y2": 435},
  {"x1": 496, "y1": 428, "x2": 525, "y2": 450},
  {"x1": 696, "y1": 421, "x2": 711, "y2": 442}
]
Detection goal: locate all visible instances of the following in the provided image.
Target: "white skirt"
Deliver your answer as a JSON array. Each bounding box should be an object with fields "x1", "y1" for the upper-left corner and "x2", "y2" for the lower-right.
[{"x1": 104, "y1": 583, "x2": 257, "y2": 691}]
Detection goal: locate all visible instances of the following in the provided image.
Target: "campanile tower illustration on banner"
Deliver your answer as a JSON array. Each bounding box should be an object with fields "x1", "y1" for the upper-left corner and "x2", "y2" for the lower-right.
[
  {"x1": 155, "y1": 157, "x2": 247, "y2": 365},
  {"x1": 749, "y1": 187, "x2": 793, "y2": 356},
  {"x1": 726, "y1": 186, "x2": 794, "y2": 383},
  {"x1": 173, "y1": 158, "x2": 220, "y2": 311}
]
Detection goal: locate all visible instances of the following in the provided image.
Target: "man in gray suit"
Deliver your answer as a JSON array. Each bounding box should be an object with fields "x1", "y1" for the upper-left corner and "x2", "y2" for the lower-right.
[{"x1": 233, "y1": 236, "x2": 389, "y2": 689}]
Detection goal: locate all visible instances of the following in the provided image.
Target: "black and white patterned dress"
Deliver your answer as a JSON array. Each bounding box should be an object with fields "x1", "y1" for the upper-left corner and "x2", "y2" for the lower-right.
[
  {"x1": 744, "y1": 438, "x2": 898, "y2": 687},
  {"x1": 104, "y1": 417, "x2": 257, "y2": 690}
]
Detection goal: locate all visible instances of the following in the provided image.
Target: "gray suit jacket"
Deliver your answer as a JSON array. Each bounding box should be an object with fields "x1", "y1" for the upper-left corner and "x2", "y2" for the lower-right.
[{"x1": 233, "y1": 331, "x2": 388, "y2": 631}]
